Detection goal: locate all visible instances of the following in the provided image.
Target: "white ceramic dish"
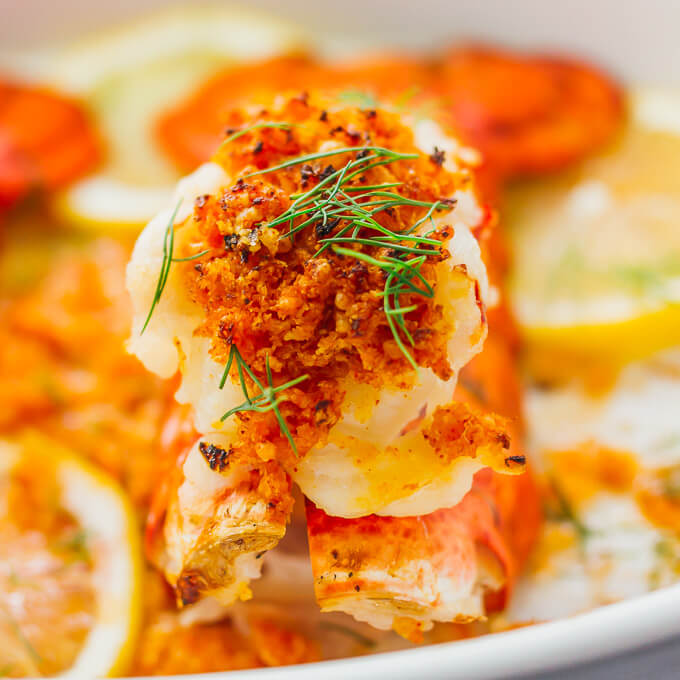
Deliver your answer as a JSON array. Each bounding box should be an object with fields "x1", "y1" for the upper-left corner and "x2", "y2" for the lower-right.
[
  {"x1": 2, "y1": 1, "x2": 679, "y2": 678},
  {"x1": 137, "y1": 584, "x2": 680, "y2": 679}
]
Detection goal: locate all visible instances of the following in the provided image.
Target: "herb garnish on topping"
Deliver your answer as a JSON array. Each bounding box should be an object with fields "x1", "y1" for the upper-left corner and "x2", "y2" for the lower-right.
[{"x1": 218, "y1": 345, "x2": 309, "y2": 455}]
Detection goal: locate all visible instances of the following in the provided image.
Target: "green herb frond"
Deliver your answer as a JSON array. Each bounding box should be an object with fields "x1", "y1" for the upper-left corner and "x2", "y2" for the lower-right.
[
  {"x1": 249, "y1": 144, "x2": 452, "y2": 366},
  {"x1": 336, "y1": 89, "x2": 380, "y2": 109},
  {"x1": 219, "y1": 345, "x2": 309, "y2": 455},
  {"x1": 141, "y1": 198, "x2": 183, "y2": 335}
]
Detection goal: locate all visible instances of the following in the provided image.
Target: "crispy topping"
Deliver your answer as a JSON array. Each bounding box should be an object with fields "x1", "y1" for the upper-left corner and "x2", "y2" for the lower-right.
[{"x1": 172, "y1": 95, "x2": 473, "y2": 456}]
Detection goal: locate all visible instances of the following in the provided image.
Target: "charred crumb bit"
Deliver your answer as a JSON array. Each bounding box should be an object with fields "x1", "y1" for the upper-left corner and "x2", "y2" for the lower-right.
[
  {"x1": 223, "y1": 233, "x2": 240, "y2": 250},
  {"x1": 195, "y1": 194, "x2": 210, "y2": 209},
  {"x1": 331, "y1": 549, "x2": 339, "y2": 560},
  {"x1": 355, "y1": 149, "x2": 371, "y2": 161},
  {"x1": 255, "y1": 551, "x2": 266, "y2": 559},
  {"x1": 315, "y1": 217, "x2": 340, "y2": 239},
  {"x1": 354, "y1": 585, "x2": 361, "y2": 592},
  {"x1": 505, "y1": 454, "x2": 526, "y2": 467},
  {"x1": 349, "y1": 262, "x2": 369, "y2": 290},
  {"x1": 218, "y1": 321, "x2": 234, "y2": 343},
  {"x1": 178, "y1": 573, "x2": 201, "y2": 606},
  {"x1": 224, "y1": 126, "x2": 238, "y2": 135},
  {"x1": 252, "y1": 196, "x2": 264, "y2": 205},
  {"x1": 240, "y1": 249, "x2": 250, "y2": 264},
  {"x1": 243, "y1": 298, "x2": 250, "y2": 305},
  {"x1": 430, "y1": 146, "x2": 446, "y2": 166},
  {"x1": 330, "y1": 125, "x2": 345, "y2": 135},
  {"x1": 314, "y1": 399, "x2": 332, "y2": 425},
  {"x1": 267, "y1": 501, "x2": 277, "y2": 509},
  {"x1": 496, "y1": 433, "x2": 512, "y2": 450},
  {"x1": 319, "y1": 110, "x2": 328, "y2": 122},
  {"x1": 198, "y1": 441, "x2": 231, "y2": 472},
  {"x1": 253, "y1": 140, "x2": 264, "y2": 154},
  {"x1": 348, "y1": 571, "x2": 353, "y2": 578},
  {"x1": 365, "y1": 109, "x2": 377, "y2": 119},
  {"x1": 439, "y1": 197, "x2": 457, "y2": 208},
  {"x1": 350, "y1": 318, "x2": 362, "y2": 334},
  {"x1": 194, "y1": 263, "x2": 204, "y2": 274},
  {"x1": 319, "y1": 164, "x2": 336, "y2": 181},
  {"x1": 413, "y1": 328, "x2": 434, "y2": 341}
]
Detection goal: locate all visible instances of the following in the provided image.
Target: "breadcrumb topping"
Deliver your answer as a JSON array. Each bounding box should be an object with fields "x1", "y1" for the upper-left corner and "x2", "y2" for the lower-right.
[{"x1": 174, "y1": 94, "x2": 475, "y2": 457}]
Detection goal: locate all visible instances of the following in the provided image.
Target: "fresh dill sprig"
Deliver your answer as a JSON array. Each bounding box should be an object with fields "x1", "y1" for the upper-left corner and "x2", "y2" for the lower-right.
[
  {"x1": 333, "y1": 246, "x2": 435, "y2": 369},
  {"x1": 171, "y1": 249, "x2": 211, "y2": 262},
  {"x1": 247, "y1": 144, "x2": 452, "y2": 366},
  {"x1": 245, "y1": 145, "x2": 418, "y2": 178},
  {"x1": 141, "y1": 198, "x2": 183, "y2": 335},
  {"x1": 336, "y1": 89, "x2": 380, "y2": 109},
  {"x1": 393, "y1": 84, "x2": 421, "y2": 109},
  {"x1": 219, "y1": 345, "x2": 309, "y2": 455},
  {"x1": 218, "y1": 121, "x2": 297, "y2": 152}
]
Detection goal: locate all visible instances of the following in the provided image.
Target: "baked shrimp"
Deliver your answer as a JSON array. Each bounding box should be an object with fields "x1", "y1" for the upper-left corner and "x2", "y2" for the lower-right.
[
  {"x1": 304, "y1": 380, "x2": 540, "y2": 637},
  {"x1": 128, "y1": 93, "x2": 523, "y2": 521},
  {"x1": 146, "y1": 404, "x2": 294, "y2": 606}
]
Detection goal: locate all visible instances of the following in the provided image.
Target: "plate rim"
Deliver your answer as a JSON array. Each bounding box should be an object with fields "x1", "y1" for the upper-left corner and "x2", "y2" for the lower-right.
[{"x1": 135, "y1": 582, "x2": 680, "y2": 679}]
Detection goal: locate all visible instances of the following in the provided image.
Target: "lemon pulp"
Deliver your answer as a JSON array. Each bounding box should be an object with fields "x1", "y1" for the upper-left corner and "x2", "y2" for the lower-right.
[
  {"x1": 0, "y1": 434, "x2": 141, "y2": 678},
  {"x1": 507, "y1": 88, "x2": 680, "y2": 376}
]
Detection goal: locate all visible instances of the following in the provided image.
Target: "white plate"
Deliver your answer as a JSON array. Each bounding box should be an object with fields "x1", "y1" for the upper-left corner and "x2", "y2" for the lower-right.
[
  {"x1": 135, "y1": 584, "x2": 680, "y2": 679},
  {"x1": 2, "y1": 1, "x2": 679, "y2": 678}
]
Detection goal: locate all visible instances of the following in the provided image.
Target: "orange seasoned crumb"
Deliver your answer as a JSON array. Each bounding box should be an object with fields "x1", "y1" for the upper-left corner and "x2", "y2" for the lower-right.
[
  {"x1": 177, "y1": 94, "x2": 472, "y2": 458},
  {"x1": 424, "y1": 402, "x2": 518, "y2": 471}
]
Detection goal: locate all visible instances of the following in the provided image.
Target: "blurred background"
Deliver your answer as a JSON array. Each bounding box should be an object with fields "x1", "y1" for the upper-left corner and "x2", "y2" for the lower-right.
[
  {"x1": 2, "y1": 0, "x2": 680, "y2": 83},
  {"x1": 1, "y1": 2, "x2": 680, "y2": 678}
]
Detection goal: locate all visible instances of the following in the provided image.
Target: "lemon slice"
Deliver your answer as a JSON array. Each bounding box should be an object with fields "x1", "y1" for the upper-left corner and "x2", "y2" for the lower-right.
[
  {"x1": 49, "y1": 6, "x2": 304, "y2": 234},
  {"x1": 0, "y1": 433, "x2": 142, "y2": 678},
  {"x1": 507, "y1": 88, "x2": 680, "y2": 375}
]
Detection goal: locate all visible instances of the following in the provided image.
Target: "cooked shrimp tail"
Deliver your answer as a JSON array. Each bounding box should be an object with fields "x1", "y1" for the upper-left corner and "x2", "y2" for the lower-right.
[{"x1": 146, "y1": 405, "x2": 294, "y2": 606}]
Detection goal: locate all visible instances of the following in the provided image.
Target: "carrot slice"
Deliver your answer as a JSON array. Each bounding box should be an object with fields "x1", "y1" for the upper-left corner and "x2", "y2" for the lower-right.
[
  {"x1": 0, "y1": 81, "x2": 101, "y2": 210},
  {"x1": 436, "y1": 47, "x2": 625, "y2": 178}
]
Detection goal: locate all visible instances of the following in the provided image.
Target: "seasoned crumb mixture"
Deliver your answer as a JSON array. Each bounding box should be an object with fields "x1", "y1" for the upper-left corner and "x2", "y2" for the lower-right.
[{"x1": 176, "y1": 94, "x2": 476, "y2": 457}]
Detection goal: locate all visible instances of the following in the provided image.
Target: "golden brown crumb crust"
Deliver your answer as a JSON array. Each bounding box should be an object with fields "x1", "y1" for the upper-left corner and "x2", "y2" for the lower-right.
[{"x1": 178, "y1": 94, "x2": 474, "y2": 457}]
